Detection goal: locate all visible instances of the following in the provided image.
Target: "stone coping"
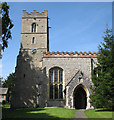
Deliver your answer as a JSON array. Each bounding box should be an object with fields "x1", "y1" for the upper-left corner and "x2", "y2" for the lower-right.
[
  {"x1": 43, "y1": 51, "x2": 98, "y2": 58},
  {"x1": 22, "y1": 10, "x2": 48, "y2": 17}
]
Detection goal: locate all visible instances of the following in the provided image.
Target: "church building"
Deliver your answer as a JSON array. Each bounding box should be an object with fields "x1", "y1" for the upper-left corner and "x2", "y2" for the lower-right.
[{"x1": 11, "y1": 10, "x2": 97, "y2": 109}]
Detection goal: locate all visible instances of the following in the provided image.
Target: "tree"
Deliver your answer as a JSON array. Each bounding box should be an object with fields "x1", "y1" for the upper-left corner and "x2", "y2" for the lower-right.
[
  {"x1": 90, "y1": 26, "x2": 114, "y2": 109},
  {"x1": 0, "y1": 76, "x2": 4, "y2": 87},
  {"x1": 0, "y1": 2, "x2": 14, "y2": 51},
  {"x1": 2, "y1": 73, "x2": 15, "y2": 103}
]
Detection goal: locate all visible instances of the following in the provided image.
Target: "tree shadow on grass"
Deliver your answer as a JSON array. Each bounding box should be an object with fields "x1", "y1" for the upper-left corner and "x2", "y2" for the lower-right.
[{"x1": 2, "y1": 108, "x2": 68, "y2": 120}]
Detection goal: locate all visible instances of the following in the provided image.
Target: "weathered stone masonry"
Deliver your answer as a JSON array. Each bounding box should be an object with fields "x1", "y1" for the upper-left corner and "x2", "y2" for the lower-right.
[
  {"x1": 11, "y1": 10, "x2": 97, "y2": 109},
  {"x1": 43, "y1": 52, "x2": 97, "y2": 109}
]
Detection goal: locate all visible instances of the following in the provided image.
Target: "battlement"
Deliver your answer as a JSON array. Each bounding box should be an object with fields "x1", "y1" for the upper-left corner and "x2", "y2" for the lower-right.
[
  {"x1": 43, "y1": 51, "x2": 98, "y2": 58},
  {"x1": 22, "y1": 10, "x2": 48, "y2": 18}
]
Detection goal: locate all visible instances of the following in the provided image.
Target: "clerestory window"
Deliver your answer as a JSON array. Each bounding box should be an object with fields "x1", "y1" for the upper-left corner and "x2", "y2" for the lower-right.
[
  {"x1": 49, "y1": 67, "x2": 63, "y2": 100},
  {"x1": 32, "y1": 23, "x2": 36, "y2": 32}
]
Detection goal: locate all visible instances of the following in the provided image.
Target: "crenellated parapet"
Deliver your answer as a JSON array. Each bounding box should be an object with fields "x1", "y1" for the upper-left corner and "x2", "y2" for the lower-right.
[
  {"x1": 22, "y1": 10, "x2": 48, "y2": 18},
  {"x1": 43, "y1": 51, "x2": 98, "y2": 58}
]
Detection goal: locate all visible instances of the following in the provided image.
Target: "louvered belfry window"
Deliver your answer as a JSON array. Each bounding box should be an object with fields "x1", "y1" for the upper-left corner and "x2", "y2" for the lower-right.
[{"x1": 32, "y1": 23, "x2": 36, "y2": 32}]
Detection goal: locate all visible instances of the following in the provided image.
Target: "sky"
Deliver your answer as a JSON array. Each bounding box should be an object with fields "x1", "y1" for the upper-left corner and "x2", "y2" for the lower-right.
[{"x1": 1, "y1": 2, "x2": 112, "y2": 79}]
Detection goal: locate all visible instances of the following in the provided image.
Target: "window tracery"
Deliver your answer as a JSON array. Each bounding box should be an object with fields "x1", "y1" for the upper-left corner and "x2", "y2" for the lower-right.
[{"x1": 49, "y1": 67, "x2": 63, "y2": 99}]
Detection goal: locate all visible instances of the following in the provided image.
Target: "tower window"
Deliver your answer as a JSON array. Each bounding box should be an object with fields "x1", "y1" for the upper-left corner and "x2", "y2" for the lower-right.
[
  {"x1": 32, "y1": 37, "x2": 35, "y2": 44},
  {"x1": 49, "y1": 67, "x2": 63, "y2": 100},
  {"x1": 24, "y1": 74, "x2": 25, "y2": 78},
  {"x1": 32, "y1": 23, "x2": 36, "y2": 32}
]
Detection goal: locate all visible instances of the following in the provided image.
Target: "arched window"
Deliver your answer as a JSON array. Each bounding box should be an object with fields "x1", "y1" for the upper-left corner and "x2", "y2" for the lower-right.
[
  {"x1": 49, "y1": 67, "x2": 63, "y2": 99},
  {"x1": 32, "y1": 23, "x2": 36, "y2": 32}
]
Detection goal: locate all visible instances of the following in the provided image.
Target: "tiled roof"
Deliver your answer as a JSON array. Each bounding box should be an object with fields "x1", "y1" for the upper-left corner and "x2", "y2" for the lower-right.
[
  {"x1": 43, "y1": 51, "x2": 98, "y2": 58},
  {"x1": 0, "y1": 88, "x2": 8, "y2": 94}
]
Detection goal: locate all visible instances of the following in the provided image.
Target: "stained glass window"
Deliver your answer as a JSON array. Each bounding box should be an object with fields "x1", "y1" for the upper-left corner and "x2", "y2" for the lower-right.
[
  {"x1": 59, "y1": 84, "x2": 63, "y2": 99},
  {"x1": 59, "y1": 70, "x2": 63, "y2": 82},
  {"x1": 55, "y1": 84, "x2": 58, "y2": 99},
  {"x1": 50, "y1": 84, "x2": 53, "y2": 99},
  {"x1": 49, "y1": 67, "x2": 63, "y2": 100},
  {"x1": 54, "y1": 69, "x2": 58, "y2": 82}
]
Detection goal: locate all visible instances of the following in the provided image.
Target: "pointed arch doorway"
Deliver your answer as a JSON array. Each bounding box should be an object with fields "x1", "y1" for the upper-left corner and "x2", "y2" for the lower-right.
[{"x1": 73, "y1": 84, "x2": 87, "y2": 109}]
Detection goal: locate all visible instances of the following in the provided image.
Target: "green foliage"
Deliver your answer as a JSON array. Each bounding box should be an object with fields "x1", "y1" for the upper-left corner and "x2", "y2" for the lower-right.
[
  {"x1": 2, "y1": 103, "x2": 10, "y2": 108},
  {"x1": 2, "y1": 73, "x2": 15, "y2": 103},
  {"x1": 0, "y1": 2, "x2": 14, "y2": 50},
  {"x1": 90, "y1": 26, "x2": 114, "y2": 109}
]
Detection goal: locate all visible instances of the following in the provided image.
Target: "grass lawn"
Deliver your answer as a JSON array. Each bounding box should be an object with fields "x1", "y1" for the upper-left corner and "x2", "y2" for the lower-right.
[
  {"x1": 2, "y1": 103, "x2": 10, "y2": 108},
  {"x1": 2, "y1": 104, "x2": 76, "y2": 120},
  {"x1": 84, "y1": 108, "x2": 113, "y2": 120}
]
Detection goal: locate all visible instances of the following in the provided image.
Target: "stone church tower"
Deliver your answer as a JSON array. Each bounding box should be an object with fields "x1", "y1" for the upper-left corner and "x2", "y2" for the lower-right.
[
  {"x1": 11, "y1": 10, "x2": 49, "y2": 108},
  {"x1": 12, "y1": 10, "x2": 97, "y2": 109}
]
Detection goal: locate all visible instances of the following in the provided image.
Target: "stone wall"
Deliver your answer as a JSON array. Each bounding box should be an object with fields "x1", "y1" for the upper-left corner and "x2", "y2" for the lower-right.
[
  {"x1": 21, "y1": 10, "x2": 48, "y2": 50},
  {"x1": 43, "y1": 52, "x2": 97, "y2": 108},
  {"x1": 11, "y1": 10, "x2": 49, "y2": 108}
]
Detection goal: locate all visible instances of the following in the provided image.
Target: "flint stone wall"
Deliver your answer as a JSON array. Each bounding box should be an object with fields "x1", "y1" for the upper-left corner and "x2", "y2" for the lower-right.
[{"x1": 43, "y1": 56, "x2": 97, "y2": 108}]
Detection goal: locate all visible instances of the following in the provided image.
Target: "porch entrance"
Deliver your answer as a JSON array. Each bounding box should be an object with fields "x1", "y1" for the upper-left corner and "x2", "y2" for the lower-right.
[{"x1": 74, "y1": 85, "x2": 87, "y2": 109}]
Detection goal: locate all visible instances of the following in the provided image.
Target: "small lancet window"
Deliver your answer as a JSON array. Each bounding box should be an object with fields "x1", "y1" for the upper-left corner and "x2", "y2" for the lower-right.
[
  {"x1": 24, "y1": 74, "x2": 25, "y2": 78},
  {"x1": 32, "y1": 37, "x2": 35, "y2": 44},
  {"x1": 32, "y1": 23, "x2": 36, "y2": 32}
]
